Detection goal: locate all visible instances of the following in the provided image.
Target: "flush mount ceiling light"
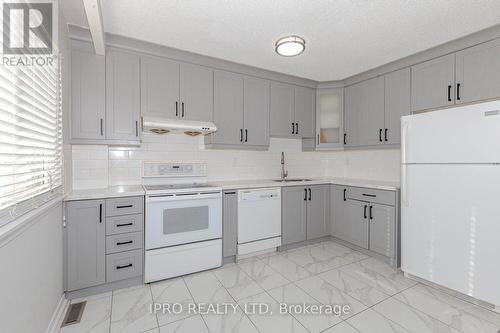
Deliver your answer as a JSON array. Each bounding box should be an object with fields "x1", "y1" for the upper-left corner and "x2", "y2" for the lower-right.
[{"x1": 275, "y1": 35, "x2": 305, "y2": 57}]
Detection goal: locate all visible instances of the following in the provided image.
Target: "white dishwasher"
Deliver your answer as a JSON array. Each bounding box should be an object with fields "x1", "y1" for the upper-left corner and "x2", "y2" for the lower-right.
[{"x1": 237, "y1": 187, "x2": 281, "y2": 256}]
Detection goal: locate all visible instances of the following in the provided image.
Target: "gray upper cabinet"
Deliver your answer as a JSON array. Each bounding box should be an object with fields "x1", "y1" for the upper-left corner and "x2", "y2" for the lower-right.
[
  {"x1": 316, "y1": 88, "x2": 344, "y2": 149},
  {"x1": 106, "y1": 49, "x2": 141, "y2": 141},
  {"x1": 222, "y1": 191, "x2": 238, "y2": 258},
  {"x1": 282, "y1": 186, "x2": 307, "y2": 245},
  {"x1": 345, "y1": 76, "x2": 385, "y2": 147},
  {"x1": 411, "y1": 54, "x2": 455, "y2": 112},
  {"x1": 369, "y1": 203, "x2": 396, "y2": 257},
  {"x1": 180, "y1": 63, "x2": 213, "y2": 121},
  {"x1": 384, "y1": 68, "x2": 411, "y2": 145},
  {"x1": 270, "y1": 82, "x2": 295, "y2": 137},
  {"x1": 141, "y1": 56, "x2": 180, "y2": 119},
  {"x1": 66, "y1": 200, "x2": 105, "y2": 291},
  {"x1": 71, "y1": 49, "x2": 105, "y2": 141},
  {"x1": 294, "y1": 86, "x2": 315, "y2": 138},
  {"x1": 306, "y1": 185, "x2": 330, "y2": 240},
  {"x1": 455, "y1": 39, "x2": 500, "y2": 104},
  {"x1": 212, "y1": 71, "x2": 244, "y2": 146},
  {"x1": 345, "y1": 199, "x2": 369, "y2": 249},
  {"x1": 243, "y1": 76, "x2": 270, "y2": 147}
]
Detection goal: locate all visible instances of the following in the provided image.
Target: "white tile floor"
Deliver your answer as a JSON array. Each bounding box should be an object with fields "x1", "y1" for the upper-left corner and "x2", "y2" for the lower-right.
[{"x1": 60, "y1": 240, "x2": 500, "y2": 333}]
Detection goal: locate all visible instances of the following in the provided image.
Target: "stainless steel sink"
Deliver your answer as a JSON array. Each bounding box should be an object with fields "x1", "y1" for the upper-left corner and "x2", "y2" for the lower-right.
[{"x1": 273, "y1": 178, "x2": 312, "y2": 182}]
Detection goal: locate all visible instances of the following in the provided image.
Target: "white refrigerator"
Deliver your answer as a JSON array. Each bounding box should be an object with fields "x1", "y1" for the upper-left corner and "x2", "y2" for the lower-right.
[{"x1": 401, "y1": 100, "x2": 500, "y2": 309}]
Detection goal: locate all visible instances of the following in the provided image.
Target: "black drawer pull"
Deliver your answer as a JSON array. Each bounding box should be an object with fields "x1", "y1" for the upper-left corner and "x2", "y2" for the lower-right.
[
  {"x1": 116, "y1": 240, "x2": 133, "y2": 246},
  {"x1": 116, "y1": 204, "x2": 133, "y2": 209},
  {"x1": 116, "y1": 263, "x2": 133, "y2": 270},
  {"x1": 116, "y1": 222, "x2": 133, "y2": 227},
  {"x1": 224, "y1": 191, "x2": 236, "y2": 195},
  {"x1": 362, "y1": 193, "x2": 376, "y2": 197}
]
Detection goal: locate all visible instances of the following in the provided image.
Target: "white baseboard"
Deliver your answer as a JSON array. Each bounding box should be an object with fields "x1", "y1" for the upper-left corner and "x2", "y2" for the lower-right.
[{"x1": 45, "y1": 294, "x2": 69, "y2": 333}]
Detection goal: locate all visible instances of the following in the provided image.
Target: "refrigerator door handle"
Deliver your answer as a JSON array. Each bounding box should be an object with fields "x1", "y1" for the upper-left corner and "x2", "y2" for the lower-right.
[
  {"x1": 401, "y1": 122, "x2": 409, "y2": 164},
  {"x1": 401, "y1": 164, "x2": 408, "y2": 207}
]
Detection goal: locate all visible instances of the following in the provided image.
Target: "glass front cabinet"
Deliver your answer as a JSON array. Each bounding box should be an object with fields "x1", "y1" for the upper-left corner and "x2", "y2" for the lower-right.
[{"x1": 315, "y1": 87, "x2": 344, "y2": 149}]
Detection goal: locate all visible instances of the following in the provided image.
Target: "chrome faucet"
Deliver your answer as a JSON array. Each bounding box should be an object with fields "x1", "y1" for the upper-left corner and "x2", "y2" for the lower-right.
[{"x1": 280, "y1": 152, "x2": 288, "y2": 181}]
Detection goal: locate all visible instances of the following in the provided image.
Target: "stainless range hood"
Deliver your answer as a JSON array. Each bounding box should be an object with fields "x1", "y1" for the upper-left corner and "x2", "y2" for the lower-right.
[{"x1": 142, "y1": 116, "x2": 217, "y2": 136}]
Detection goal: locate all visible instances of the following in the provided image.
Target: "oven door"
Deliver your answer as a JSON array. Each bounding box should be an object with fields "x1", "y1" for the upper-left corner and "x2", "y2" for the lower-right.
[{"x1": 145, "y1": 192, "x2": 222, "y2": 250}]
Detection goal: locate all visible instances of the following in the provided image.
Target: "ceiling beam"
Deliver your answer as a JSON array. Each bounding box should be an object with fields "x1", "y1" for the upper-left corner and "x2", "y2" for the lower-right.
[{"x1": 82, "y1": 0, "x2": 105, "y2": 55}]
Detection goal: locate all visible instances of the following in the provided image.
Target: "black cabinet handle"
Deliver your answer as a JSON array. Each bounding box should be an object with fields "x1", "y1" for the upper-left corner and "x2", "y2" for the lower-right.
[
  {"x1": 116, "y1": 263, "x2": 133, "y2": 270},
  {"x1": 308, "y1": 188, "x2": 312, "y2": 201},
  {"x1": 116, "y1": 204, "x2": 133, "y2": 209},
  {"x1": 344, "y1": 133, "x2": 347, "y2": 145},
  {"x1": 363, "y1": 205, "x2": 367, "y2": 219},
  {"x1": 291, "y1": 123, "x2": 295, "y2": 134},
  {"x1": 457, "y1": 83, "x2": 461, "y2": 101},
  {"x1": 343, "y1": 188, "x2": 347, "y2": 201},
  {"x1": 99, "y1": 203, "x2": 102, "y2": 223},
  {"x1": 181, "y1": 102, "x2": 185, "y2": 117},
  {"x1": 245, "y1": 129, "x2": 248, "y2": 142},
  {"x1": 240, "y1": 129, "x2": 243, "y2": 142},
  {"x1": 384, "y1": 129, "x2": 388, "y2": 142},
  {"x1": 116, "y1": 240, "x2": 133, "y2": 246},
  {"x1": 175, "y1": 101, "x2": 179, "y2": 117},
  {"x1": 304, "y1": 188, "x2": 307, "y2": 201},
  {"x1": 116, "y1": 222, "x2": 133, "y2": 227},
  {"x1": 295, "y1": 123, "x2": 299, "y2": 135},
  {"x1": 447, "y1": 85, "x2": 452, "y2": 102},
  {"x1": 135, "y1": 121, "x2": 139, "y2": 137},
  {"x1": 317, "y1": 134, "x2": 320, "y2": 145},
  {"x1": 100, "y1": 118, "x2": 104, "y2": 136},
  {"x1": 369, "y1": 205, "x2": 373, "y2": 220},
  {"x1": 362, "y1": 193, "x2": 376, "y2": 197},
  {"x1": 379, "y1": 129, "x2": 383, "y2": 142}
]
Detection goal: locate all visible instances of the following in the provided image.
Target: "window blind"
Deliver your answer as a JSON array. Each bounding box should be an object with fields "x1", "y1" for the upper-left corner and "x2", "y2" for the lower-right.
[{"x1": 0, "y1": 57, "x2": 63, "y2": 227}]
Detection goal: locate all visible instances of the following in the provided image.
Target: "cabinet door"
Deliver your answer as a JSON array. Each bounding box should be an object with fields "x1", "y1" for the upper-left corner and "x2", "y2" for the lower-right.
[
  {"x1": 270, "y1": 82, "x2": 295, "y2": 137},
  {"x1": 294, "y1": 86, "x2": 315, "y2": 138},
  {"x1": 180, "y1": 63, "x2": 213, "y2": 121},
  {"x1": 316, "y1": 88, "x2": 344, "y2": 149},
  {"x1": 346, "y1": 199, "x2": 369, "y2": 249},
  {"x1": 223, "y1": 191, "x2": 238, "y2": 257},
  {"x1": 106, "y1": 49, "x2": 141, "y2": 141},
  {"x1": 455, "y1": 39, "x2": 500, "y2": 104},
  {"x1": 345, "y1": 77, "x2": 385, "y2": 147},
  {"x1": 369, "y1": 203, "x2": 395, "y2": 257},
  {"x1": 66, "y1": 200, "x2": 105, "y2": 291},
  {"x1": 141, "y1": 56, "x2": 180, "y2": 118},
  {"x1": 71, "y1": 50, "x2": 105, "y2": 140},
  {"x1": 282, "y1": 186, "x2": 307, "y2": 245},
  {"x1": 384, "y1": 68, "x2": 410, "y2": 145},
  {"x1": 212, "y1": 71, "x2": 244, "y2": 145},
  {"x1": 331, "y1": 185, "x2": 349, "y2": 240},
  {"x1": 243, "y1": 76, "x2": 270, "y2": 147},
  {"x1": 306, "y1": 185, "x2": 330, "y2": 240},
  {"x1": 411, "y1": 54, "x2": 455, "y2": 112}
]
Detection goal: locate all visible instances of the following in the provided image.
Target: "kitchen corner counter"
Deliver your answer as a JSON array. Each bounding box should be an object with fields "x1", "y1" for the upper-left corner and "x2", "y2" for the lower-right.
[
  {"x1": 65, "y1": 185, "x2": 145, "y2": 201},
  {"x1": 215, "y1": 178, "x2": 399, "y2": 191}
]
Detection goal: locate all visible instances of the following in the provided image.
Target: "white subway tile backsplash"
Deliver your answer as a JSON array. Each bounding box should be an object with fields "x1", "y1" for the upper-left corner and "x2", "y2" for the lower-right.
[{"x1": 71, "y1": 136, "x2": 400, "y2": 189}]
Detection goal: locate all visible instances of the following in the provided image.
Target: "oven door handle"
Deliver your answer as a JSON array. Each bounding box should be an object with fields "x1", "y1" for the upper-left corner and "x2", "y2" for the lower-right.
[{"x1": 146, "y1": 193, "x2": 221, "y2": 202}]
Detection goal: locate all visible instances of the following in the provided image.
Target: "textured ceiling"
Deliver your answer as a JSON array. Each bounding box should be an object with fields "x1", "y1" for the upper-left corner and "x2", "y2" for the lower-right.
[{"x1": 61, "y1": 0, "x2": 500, "y2": 81}]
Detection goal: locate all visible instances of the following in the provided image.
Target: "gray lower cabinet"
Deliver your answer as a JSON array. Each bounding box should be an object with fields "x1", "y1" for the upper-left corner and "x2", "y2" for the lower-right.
[
  {"x1": 369, "y1": 203, "x2": 395, "y2": 257},
  {"x1": 306, "y1": 185, "x2": 330, "y2": 240},
  {"x1": 411, "y1": 54, "x2": 456, "y2": 112},
  {"x1": 66, "y1": 196, "x2": 144, "y2": 293},
  {"x1": 345, "y1": 199, "x2": 370, "y2": 249},
  {"x1": 331, "y1": 185, "x2": 349, "y2": 241},
  {"x1": 282, "y1": 185, "x2": 329, "y2": 245},
  {"x1": 106, "y1": 48, "x2": 141, "y2": 142},
  {"x1": 455, "y1": 38, "x2": 500, "y2": 105},
  {"x1": 282, "y1": 186, "x2": 307, "y2": 245},
  {"x1": 70, "y1": 47, "x2": 106, "y2": 141},
  {"x1": 222, "y1": 191, "x2": 238, "y2": 258},
  {"x1": 66, "y1": 200, "x2": 106, "y2": 291}
]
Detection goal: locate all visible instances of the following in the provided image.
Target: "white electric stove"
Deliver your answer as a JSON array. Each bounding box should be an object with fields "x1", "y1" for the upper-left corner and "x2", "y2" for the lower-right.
[{"x1": 142, "y1": 162, "x2": 222, "y2": 283}]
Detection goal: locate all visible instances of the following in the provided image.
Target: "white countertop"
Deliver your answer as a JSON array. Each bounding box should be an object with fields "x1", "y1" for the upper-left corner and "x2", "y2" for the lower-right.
[
  {"x1": 65, "y1": 185, "x2": 145, "y2": 201},
  {"x1": 64, "y1": 178, "x2": 399, "y2": 201}
]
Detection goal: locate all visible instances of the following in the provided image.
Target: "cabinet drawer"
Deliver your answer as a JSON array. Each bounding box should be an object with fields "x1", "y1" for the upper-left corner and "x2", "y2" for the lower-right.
[
  {"x1": 106, "y1": 232, "x2": 143, "y2": 254},
  {"x1": 106, "y1": 214, "x2": 143, "y2": 235},
  {"x1": 106, "y1": 196, "x2": 143, "y2": 217},
  {"x1": 348, "y1": 187, "x2": 396, "y2": 206},
  {"x1": 106, "y1": 249, "x2": 143, "y2": 282}
]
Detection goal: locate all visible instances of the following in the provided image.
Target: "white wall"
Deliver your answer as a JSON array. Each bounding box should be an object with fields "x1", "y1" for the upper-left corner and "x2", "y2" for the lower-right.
[
  {"x1": 72, "y1": 133, "x2": 400, "y2": 189},
  {"x1": 0, "y1": 202, "x2": 64, "y2": 333}
]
